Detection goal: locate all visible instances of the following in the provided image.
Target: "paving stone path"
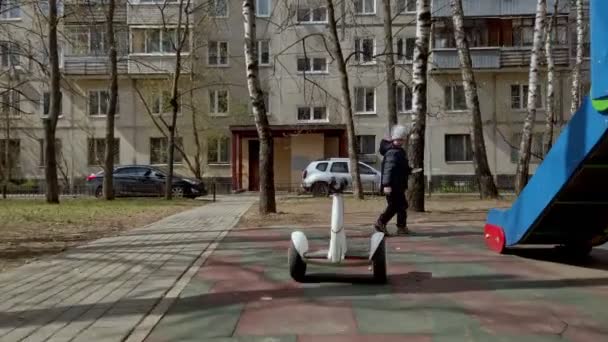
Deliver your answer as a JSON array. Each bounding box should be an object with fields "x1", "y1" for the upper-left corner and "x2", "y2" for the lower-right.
[{"x1": 0, "y1": 196, "x2": 254, "y2": 342}]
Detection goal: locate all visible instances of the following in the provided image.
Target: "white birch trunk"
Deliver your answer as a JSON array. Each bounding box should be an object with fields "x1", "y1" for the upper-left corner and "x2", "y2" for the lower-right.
[
  {"x1": 570, "y1": 0, "x2": 584, "y2": 115},
  {"x1": 407, "y1": 0, "x2": 431, "y2": 211},
  {"x1": 543, "y1": 0, "x2": 558, "y2": 155},
  {"x1": 515, "y1": 0, "x2": 546, "y2": 194},
  {"x1": 243, "y1": 0, "x2": 277, "y2": 213}
]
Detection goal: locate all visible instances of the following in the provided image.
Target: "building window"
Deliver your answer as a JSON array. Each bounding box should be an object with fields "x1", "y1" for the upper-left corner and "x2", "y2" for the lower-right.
[
  {"x1": 211, "y1": 0, "x2": 228, "y2": 17},
  {"x1": 1, "y1": 89, "x2": 20, "y2": 116},
  {"x1": 444, "y1": 85, "x2": 466, "y2": 111},
  {"x1": 297, "y1": 6, "x2": 327, "y2": 23},
  {"x1": 131, "y1": 28, "x2": 189, "y2": 54},
  {"x1": 150, "y1": 90, "x2": 180, "y2": 115},
  {"x1": 354, "y1": 38, "x2": 375, "y2": 64},
  {"x1": 354, "y1": 87, "x2": 376, "y2": 114},
  {"x1": 511, "y1": 84, "x2": 543, "y2": 110},
  {"x1": 396, "y1": 37, "x2": 415, "y2": 63},
  {"x1": 150, "y1": 137, "x2": 183, "y2": 165},
  {"x1": 42, "y1": 92, "x2": 63, "y2": 116},
  {"x1": 511, "y1": 133, "x2": 544, "y2": 163},
  {"x1": 356, "y1": 135, "x2": 375, "y2": 155},
  {"x1": 256, "y1": 0, "x2": 270, "y2": 17},
  {"x1": 258, "y1": 40, "x2": 270, "y2": 65},
  {"x1": 209, "y1": 89, "x2": 229, "y2": 114},
  {"x1": 0, "y1": 139, "x2": 19, "y2": 169},
  {"x1": 208, "y1": 136, "x2": 230, "y2": 164},
  {"x1": 296, "y1": 56, "x2": 327, "y2": 73},
  {"x1": 513, "y1": 18, "x2": 535, "y2": 46},
  {"x1": 208, "y1": 41, "x2": 228, "y2": 66},
  {"x1": 445, "y1": 134, "x2": 473, "y2": 162},
  {"x1": 38, "y1": 139, "x2": 62, "y2": 167},
  {"x1": 0, "y1": 0, "x2": 21, "y2": 20},
  {"x1": 66, "y1": 26, "x2": 106, "y2": 56},
  {"x1": 297, "y1": 106, "x2": 327, "y2": 122},
  {"x1": 89, "y1": 90, "x2": 119, "y2": 116},
  {"x1": 354, "y1": 0, "x2": 375, "y2": 15},
  {"x1": 87, "y1": 138, "x2": 119, "y2": 166},
  {"x1": 396, "y1": 85, "x2": 413, "y2": 113},
  {"x1": 0, "y1": 41, "x2": 19, "y2": 68},
  {"x1": 396, "y1": 0, "x2": 416, "y2": 13}
]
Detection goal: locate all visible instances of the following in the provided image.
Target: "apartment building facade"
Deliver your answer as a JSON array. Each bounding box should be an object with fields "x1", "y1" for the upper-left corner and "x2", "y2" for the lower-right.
[{"x1": 0, "y1": 0, "x2": 589, "y2": 192}]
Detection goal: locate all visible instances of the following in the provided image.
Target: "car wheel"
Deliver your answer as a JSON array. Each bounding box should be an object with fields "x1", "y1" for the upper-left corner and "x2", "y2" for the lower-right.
[
  {"x1": 311, "y1": 182, "x2": 329, "y2": 197},
  {"x1": 171, "y1": 186, "x2": 184, "y2": 198},
  {"x1": 95, "y1": 186, "x2": 103, "y2": 198}
]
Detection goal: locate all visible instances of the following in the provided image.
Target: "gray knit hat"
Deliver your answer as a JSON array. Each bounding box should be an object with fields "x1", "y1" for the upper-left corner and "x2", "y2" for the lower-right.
[{"x1": 391, "y1": 124, "x2": 409, "y2": 140}]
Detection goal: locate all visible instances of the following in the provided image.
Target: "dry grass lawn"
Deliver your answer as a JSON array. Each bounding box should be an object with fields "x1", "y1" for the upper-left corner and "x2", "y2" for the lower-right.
[{"x1": 0, "y1": 198, "x2": 203, "y2": 272}]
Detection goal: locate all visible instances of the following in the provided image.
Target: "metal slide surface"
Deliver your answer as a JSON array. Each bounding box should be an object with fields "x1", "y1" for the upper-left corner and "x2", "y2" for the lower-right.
[{"x1": 484, "y1": 0, "x2": 608, "y2": 252}]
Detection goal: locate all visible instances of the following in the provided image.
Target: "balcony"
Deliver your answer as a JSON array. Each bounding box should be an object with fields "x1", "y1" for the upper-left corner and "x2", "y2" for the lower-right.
[
  {"x1": 431, "y1": 0, "x2": 565, "y2": 17},
  {"x1": 127, "y1": 55, "x2": 192, "y2": 74},
  {"x1": 127, "y1": 1, "x2": 193, "y2": 25},
  {"x1": 431, "y1": 48, "x2": 501, "y2": 69},
  {"x1": 63, "y1": 1, "x2": 128, "y2": 24},
  {"x1": 430, "y1": 46, "x2": 571, "y2": 70},
  {"x1": 63, "y1": 56, "x2": 128, "y2": 75}
]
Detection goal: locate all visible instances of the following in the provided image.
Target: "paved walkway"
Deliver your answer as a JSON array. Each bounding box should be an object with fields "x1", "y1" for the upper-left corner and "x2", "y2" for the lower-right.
[{"x1": 0, "y1": 196, "x2": 254, "y2": 342}]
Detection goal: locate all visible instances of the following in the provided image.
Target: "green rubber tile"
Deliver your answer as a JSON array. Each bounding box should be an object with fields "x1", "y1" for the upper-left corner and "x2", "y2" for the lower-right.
[
  {"x1": 147, "y1": 303, "x2": 244, "y2": 340},
  {"x1": 178, "y1": 278, "x2": 214, "y2": 299},
  {"x1": 352, "y1": 297, "x2": 433, "y2": 334},
  {"x1": 204, "y1": 336, "x2": 297, "y2": 342}
]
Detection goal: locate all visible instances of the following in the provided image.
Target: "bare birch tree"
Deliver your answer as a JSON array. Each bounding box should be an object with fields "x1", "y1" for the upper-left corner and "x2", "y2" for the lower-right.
[
  {"x1": 43, "y1": 0, "x2": 61, "y2": 203},
  {"x1": 515, "y1": 0, "x2": 546, "y2": 194},
  {"x1": 243, "y1": 0, "x2": 276, "y2": 213},
  {"x1": 103, "y1": 0, "x2": 118, "y2": 200},
  {"x1": 383, "y1": 0, "x2": 397, "y2": 128},
  {"x1": 543, "y1": 0, "x2": 558, "y2": 155},
  {"x1": 326, "y1": 0, "x2": 363, "y2": 200},
  {"x1": 407, "y1": 0, "x2": 431, "y2": 211},
  {"x1": 450, "y1": 0, "x2": 498, "y2": 199},
  {"x1": 570, "y1": 0, "x2": 584, "y2": 115}
]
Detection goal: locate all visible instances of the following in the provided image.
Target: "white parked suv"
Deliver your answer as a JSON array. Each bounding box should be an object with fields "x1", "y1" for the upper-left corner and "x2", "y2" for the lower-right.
[{"x1": 301, "y1": 158, "x2": 382, "y2": 196}]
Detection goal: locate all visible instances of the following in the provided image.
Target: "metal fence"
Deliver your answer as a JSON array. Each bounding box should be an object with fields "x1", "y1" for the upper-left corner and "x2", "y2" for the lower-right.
[{"x1": 0, "y1": 178, "x2": 514, "y2": 198}]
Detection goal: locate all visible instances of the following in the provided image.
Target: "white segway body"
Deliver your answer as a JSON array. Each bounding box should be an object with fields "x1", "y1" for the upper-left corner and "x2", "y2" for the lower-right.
[{"x1": 288, "y1": 178, "x2": 388, "y2": 283}]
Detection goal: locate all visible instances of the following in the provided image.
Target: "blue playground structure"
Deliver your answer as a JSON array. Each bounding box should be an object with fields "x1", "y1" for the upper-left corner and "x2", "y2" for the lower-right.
[{"x1": 484, "y1": 0, "x2": 608, "y2": 257}]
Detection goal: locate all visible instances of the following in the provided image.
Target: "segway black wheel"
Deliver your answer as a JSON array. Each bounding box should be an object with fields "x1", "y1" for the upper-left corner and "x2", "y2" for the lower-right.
[
  {"x1": 372, "y1": 238, "x2": 387, "y2": 284},
  {"x1": 288, "y1": 241, "x2": 306, "y2": 282}
]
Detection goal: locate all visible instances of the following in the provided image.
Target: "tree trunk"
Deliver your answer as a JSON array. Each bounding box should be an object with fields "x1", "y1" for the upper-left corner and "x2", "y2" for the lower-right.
[
  {"x1": 570, "y1": 0, "x2": 584, "y2": 115},
  {"x1": 543, "y1": 0, "x2": 558, "y2": 155},
  {"x1": 2, "y1": 109, "x2": 9, "y2": 199},
  {"x1": 165, "y1": 0, "x2": 189, "y2": 200},
  {"x1": 407, "y1": 0, "x2": 431, "y2": 211},
  {"x1": 44, "y1": 0, "x2": 60, "y2": 204},
  {"x1": 450, "y1": 0, "x2": 498, "y2": 199},
  {"x1": 383, "y1": 0, "x2": 397, "y2": 129},
  {"x1": 515, "y1": 0, "x2": 546, "y2": 194},
  {"x1": 326, "y1": 0, "x2": 364, "y2": 199},
  {"x1": 243, "y1": 0, "x2": 276, "y2": 213},
  {"x1": 103, "y1": 0, "x2": 118, "y2": 200}
]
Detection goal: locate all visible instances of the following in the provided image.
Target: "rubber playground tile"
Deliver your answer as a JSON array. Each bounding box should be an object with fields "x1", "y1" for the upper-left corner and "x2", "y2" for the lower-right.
[
  {"x1": 296, "y1": 334, "x2": 432, "y2": 342},
  {"x1": 351, "y1": 297, "x2": 433, "y2": 334},
  {"x1": 235, "y1": 298, "x2": 358, "y2": 336},
  {"x1": 202, "y1": 336, "x2": 297, "y2": 342},
  {"x1": 145, "y1": 303, "x2": 245, "y2": 340}
]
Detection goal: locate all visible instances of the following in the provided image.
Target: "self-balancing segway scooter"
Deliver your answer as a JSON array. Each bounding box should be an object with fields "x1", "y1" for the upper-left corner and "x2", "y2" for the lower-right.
[{"x1": 288, "y1": 178, "x2": 388, "y2": 284}]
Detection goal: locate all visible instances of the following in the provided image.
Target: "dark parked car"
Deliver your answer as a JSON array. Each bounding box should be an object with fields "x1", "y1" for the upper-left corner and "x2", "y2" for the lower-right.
[{"x1": 86, "y1": 165, "x2": 207, "y2": 199}]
